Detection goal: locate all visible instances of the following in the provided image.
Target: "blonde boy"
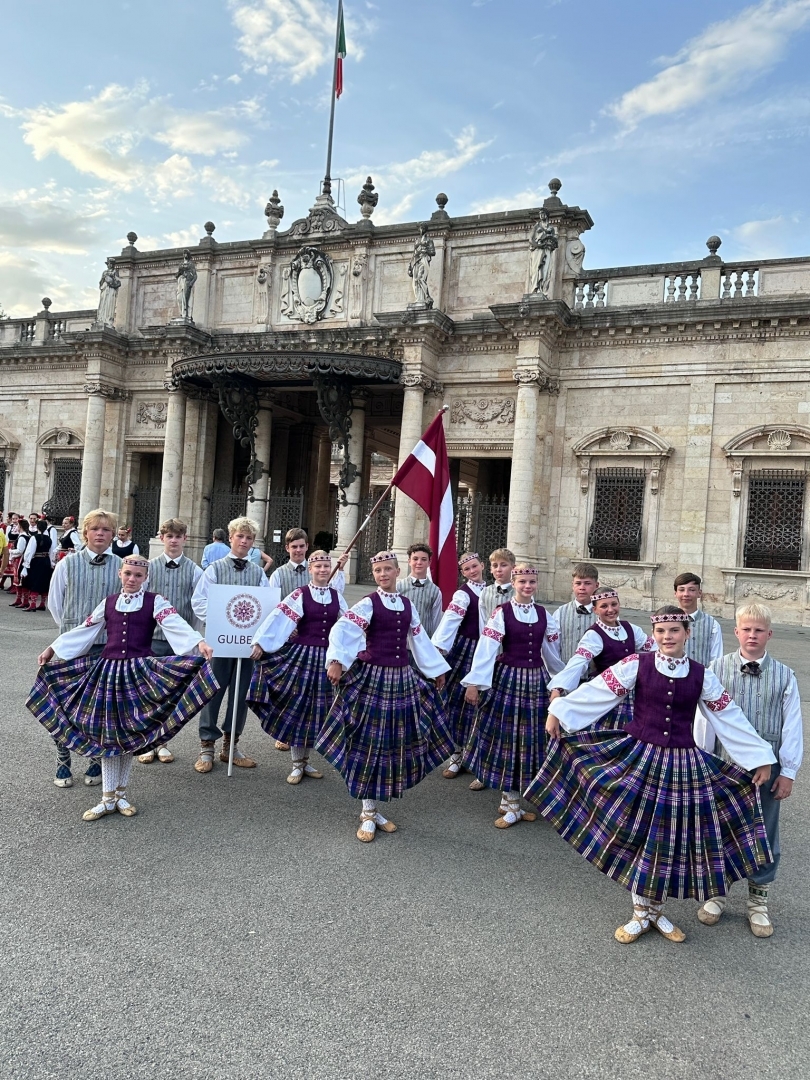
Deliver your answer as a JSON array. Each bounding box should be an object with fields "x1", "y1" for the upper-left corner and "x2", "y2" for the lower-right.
[
  {"x1": 554, "y1": 561, "x2": 599, "y2": 663},
  {"x1": 478, "y1": 548, "x2": 516, "y2": 632}
]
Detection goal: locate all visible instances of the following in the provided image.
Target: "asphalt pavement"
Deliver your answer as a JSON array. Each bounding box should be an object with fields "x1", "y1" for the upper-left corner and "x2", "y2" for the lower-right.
[{"x1": 1, "y1": 592, "x2": 808, "y2": 1079}]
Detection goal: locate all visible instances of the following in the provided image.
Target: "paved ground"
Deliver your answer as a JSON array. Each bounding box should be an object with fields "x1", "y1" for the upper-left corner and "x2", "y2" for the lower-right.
[{"x1": 1, "y1": 594, "x2": 809, "y2": 1079}]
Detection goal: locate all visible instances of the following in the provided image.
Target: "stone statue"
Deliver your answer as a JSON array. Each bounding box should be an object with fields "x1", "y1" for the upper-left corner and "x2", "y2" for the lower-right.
[
  {"x1": 408, "y1": 223, "x2": 435, "y2": 308},
  {"x1": 350, "y1": 251, "x2": 366, "y2": 318},
  {"x1": 565, "y1": 237, "x2": 586, "y2": 276},
  {"x1": 175, "y1": 250, "x2": 197, "y2": 320},
  {"x1": 256, "y1": 264, "x2": 271, "y2": 323},
  {"x1": 528, "y1": 211, "x2": 559, "y2": 298},
  {"x1": 96, "y1": 258, "x2": 121, "y2": 326}
]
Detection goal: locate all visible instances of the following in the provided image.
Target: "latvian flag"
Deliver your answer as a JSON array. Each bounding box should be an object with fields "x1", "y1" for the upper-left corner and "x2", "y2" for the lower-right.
[
  {"x1": 391, "y1": 409, "x2": 458, "y2": 606},
  {"x1": 335, "y1": 1, "x2": 347, "y2": 99}
]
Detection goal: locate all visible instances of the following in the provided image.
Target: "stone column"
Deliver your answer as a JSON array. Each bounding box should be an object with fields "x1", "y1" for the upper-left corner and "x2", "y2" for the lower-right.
[
  {"x1": 391, "y1": 375, "x2": 427, "y2": 560},
  {"x1": 248, "y1": 404, "x2": 273, "y2": 545},
  {"x1": 177, "y1": 394, "x2": 218, "y2": 563},
  {"x1": 157, "y1": 387, "x2": 187, "y2": 524},
  {"x1": 312, "y1": 430, "x2": 333, "y2": 539},
  {"x1": 335, "y1": 393, "x2": 367, "y2": 582},
  {"x1": 79, "y1": 388, "x2": 109, "y2": 516},
  {"x1": 507, "y1": 372, "x2": 541, "y2": 563},
  {"x1": 271, "y1": 420, "x2": 291, "y2": 491}
]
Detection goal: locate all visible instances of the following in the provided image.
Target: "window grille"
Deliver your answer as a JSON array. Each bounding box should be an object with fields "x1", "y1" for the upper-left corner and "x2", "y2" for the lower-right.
[
  {"x1": 131, "y1": 485, "x2": 161, "y2": 553},
  {"x1": 744, "y1": 469, "x2": 805, "y2": 571},
  {"x1": 588, "y1": 468, "x2": 645, "y2": 562},
  {"x1": 42, "y1": 458, "x2": 82, "y2": 521},
  {"x1": 264, "y1": 488, "x2": 305, "y2": 567},
  {"x1": 454, "y1": 492, "x2": 509, "y2": 581},
  {"x1": 210, "y1": 486, "x2": 248, "y2": 537}
]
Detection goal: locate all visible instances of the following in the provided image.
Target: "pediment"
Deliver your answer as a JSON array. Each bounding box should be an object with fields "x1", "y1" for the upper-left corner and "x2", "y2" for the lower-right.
[
  {"x1": 572, "y1": 426, "x2": 673, "y2": 457},
  {"x1": 38, "y1": 427, "x2": 84, "y2": 449},
  {"x1": 723, "y1": 425, "x2": 810, "y2": 455},
  {"x1": 0, "y1": 426, "x2": 20, "y2": 451}
]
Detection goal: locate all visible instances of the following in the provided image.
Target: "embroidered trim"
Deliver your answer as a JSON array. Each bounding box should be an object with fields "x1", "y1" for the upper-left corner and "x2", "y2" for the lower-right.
[
  {"x1": 546, "y1": 631, "x2": 560, "y2": 642},
  {"x1": 705, "y1": 690, "x2": 732, "y2": 713},
  {"x1": 601, "y1": 668, "x2": 628, "y2": 697},
  {"x1": 155, "y1": 606, "x2": 178, "y2": 624},
  {"x1": 289, "y1": 587, "x2": 304, "y2": 601},
  {"x1": 448, "y1": 602, "x2": 466, "y2": 617},
  {"x1": 620, "y1": 653, "x2": 639, "y2": 665},
  {"x1": 640, "y1": 636, "x2": 655, "y2": 652},
  {"x1": 575, "y1": 646, "x2": 594, "y2": 660},
  {"x1": 84, "y1": 616, "x2": 95, "y2": 627},
  {"x1": 346, "y1": 610, "x2": 369, "y2": 630},
  {"x1": 412, "y1": 624, "x2": 422, "y2": 636},
  {"x1": 279, "y1": 602, "x2": 301, "y2": 623},
  {"x1": 482, "y1": 626, "x2": 503, "y2": 642}
]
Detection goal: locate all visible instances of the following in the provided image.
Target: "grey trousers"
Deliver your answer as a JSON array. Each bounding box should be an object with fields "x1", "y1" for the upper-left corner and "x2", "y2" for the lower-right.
[
  {"x1": 750, "y1": 763, "x2": 782, "y2": 886},
  {"x1": 198, "y1": 656, "x2": 254, "y2": 742}
]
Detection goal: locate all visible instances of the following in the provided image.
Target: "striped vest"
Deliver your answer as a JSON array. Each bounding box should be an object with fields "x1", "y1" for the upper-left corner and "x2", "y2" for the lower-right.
[
  {"x1": 684, "y1": 610, "x2": 720, "y2": 666},
  {"x1": 397, "y1": 578, "x2": 442, "y2": 637},
  {"x1": 210, "y1": 558, "x2": 265, "y2": 588},
  {"x1": 270, "y1": 560, "x2": 310, "y2": 598},
  {"x1": 479, "y1": 583, "x2": 513, "y2": 627},
  {"x1": 61, "y1": 550, "x2": 122, "y2": 638},
  {"x1": 149, "y1": 556, "x2": 199, "y2": 641},
  {"x1": 555, "y1": 600, "x2": 595, "y2": 663},
  {"x1": 709, "y1": 652, "x2": 793, "y2": 756}
]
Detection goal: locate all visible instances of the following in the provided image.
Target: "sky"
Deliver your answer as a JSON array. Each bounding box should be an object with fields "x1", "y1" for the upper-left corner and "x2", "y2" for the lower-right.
[{"x1": 2, "y1": 0, "x2": 810, "y2": 316}]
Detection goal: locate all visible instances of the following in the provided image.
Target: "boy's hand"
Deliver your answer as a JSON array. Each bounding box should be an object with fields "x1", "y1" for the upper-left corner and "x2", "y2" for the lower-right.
[{"x1": 772, "y1": 774, "x2": 793, "y2": 800}]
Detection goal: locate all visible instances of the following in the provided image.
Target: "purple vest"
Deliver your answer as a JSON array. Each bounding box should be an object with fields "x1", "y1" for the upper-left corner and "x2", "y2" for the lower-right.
[
  {"x1": 592, "y1": 621, "x2": 636, "y2": 673},
  {"x1": 624, "y1": 651, "x2": 704, "y2": 748},
  {"x1": 357, "y1": 591, "x2": 412, "y2": 668},
  {"x1": 458, "y1": 584, "x2": 481, "y2": 641},
  {"x1": 496, "y1": 602, "x2": 547, "y2": 669},
  {"x1": 295, "y1": 587, "x2": 341, "y2": 648},
  {"x1": 101, "y1": 593, "x2": 157, "y2": 660}
]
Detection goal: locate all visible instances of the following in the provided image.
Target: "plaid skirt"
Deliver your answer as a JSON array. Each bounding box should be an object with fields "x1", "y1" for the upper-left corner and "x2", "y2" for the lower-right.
[
  {"x1": 247, "y1": 642, "x2": 330, "y2": 747},
  {"x1": 523, "y1": 730, "x2": 773, "y2": 902},
  {"x1": 27, "y1": 654, "x2": 220, "y2": 758},
  {"x1": 461, "y1": 662, "x2": 550, "y2": 792},
  {"x1": 444, "y1": 635, "x2": 479, "y2": 750},
  {"x1": 315, "y1": 661, "x2": 454, "y2": 801}
]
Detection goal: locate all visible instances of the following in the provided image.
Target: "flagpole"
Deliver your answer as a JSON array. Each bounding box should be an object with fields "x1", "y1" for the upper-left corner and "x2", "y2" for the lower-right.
[{"x1": 321, "y1": 0, "x2": 344, "y2": 199}]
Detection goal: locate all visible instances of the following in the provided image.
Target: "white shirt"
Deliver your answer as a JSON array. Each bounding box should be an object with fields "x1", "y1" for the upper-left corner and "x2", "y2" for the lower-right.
[
  {"x1": 252, "y1": 584, "x2": 349, "y2": 653},
  {"x1": 549, "y1": 619, "x2": 656, "y2": 693},
  {"x1": 326, "y1": 588, "x2": 450, "y2": 679},
  {"x1": 191, "y1": 555, "x2": 271, "y2": 620},
  {"x1": 461, "y1": 601, "x2": 564, "y2": 690},
  {"x1": 47, "y1": 546, "x2": 115, "y2": 627},
  {"x1": 432, "y1": 580, "x2": 486, "y2": 653},
  {"x1": 22, "y1": 532, "x2": 55, "y2": 572},
  {"x1": 50, "y1": 590, "x2": 203, "y2": 660},
  {"x1": 550, "y1": 652, "x2": 777, "y2": 773}
]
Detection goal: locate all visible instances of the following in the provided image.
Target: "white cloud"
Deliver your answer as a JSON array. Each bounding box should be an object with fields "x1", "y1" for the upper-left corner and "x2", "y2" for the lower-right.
[
  {"x1": 0, "y1": 252, "x2": 75, "y2": 316},
  {"x1": 468, "y1": 187, "x2": 545, "y2": 215},
  {"x1": 730, "y1": 214, "x2": 803, "y2": 258},
  {"x1": 229, "y1": 0, "x2": 372, "y2": 81},
  {"x1": 162, "y1": 224, "x2": 204, "y2": 249},
  {"x1": 608, "y1": 0, "x2": 810, "y2": 128}
]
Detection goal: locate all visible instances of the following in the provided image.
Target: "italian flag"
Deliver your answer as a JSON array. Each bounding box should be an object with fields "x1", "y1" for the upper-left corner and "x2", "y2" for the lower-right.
[{"x1": 335, "y1": 1, "x2": 347, "y2": 99}]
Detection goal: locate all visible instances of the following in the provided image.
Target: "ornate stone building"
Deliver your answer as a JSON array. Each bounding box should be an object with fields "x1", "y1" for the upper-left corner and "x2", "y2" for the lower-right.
[{"x1": 3, "y1": 180, "x2": 810, "y2": 622}]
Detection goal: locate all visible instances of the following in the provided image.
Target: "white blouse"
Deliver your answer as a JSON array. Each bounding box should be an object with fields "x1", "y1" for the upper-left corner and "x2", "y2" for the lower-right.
[
  {"x1": 549, "y1": 619, "x2": 655, "y2": 693},
  {"x1": 50, "y1": 590, "x2": 204, "y2": 660},
  {"x1": 461, "y1": 601, "x2": 564, "y2": 690},
  {"x1": 549, "y1": 652, "x2": 777, "y2": 772},
  {"x1": 431, "y1": 580, "x2": 486, "y2": 653},
  {"x1": 252, "y1": 584, "x2": 349, "y2": 653},
  {"x1": 326, "y1": 588, "x2": 450, "y2": 679}
]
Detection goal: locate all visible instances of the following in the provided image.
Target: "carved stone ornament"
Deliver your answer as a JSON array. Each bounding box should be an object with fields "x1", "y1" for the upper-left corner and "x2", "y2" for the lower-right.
[
  {"x1": 401, "y1": 373, "x2": 442, "y2": 394},
  {"x1": 280, "y1": 246, "x2": 340, "y2": 324},
  {"x1": 768, "y1": 429, "x2": 792, "y2": 451},
  {"x1": 598, "y1": 575, "x2": 637, "y2": 590},
  {"x1": 609, "y1": 430, "x2": 632, "y2": 450},
  {"x1": 136, "y1": 402, "x2": 168, "y2": 428},
  {"x1": 741, "y1": 581, "x2": 799, "y2": 602},
  {"x1": 55, "y1": 429, "x2": 71, "y2": 446},
  {"x1": 287, "y1": 204, "x2": 348, "y2": 240},
  {"x1": 211, "y1": 376, "x2": 260, "y2": 495},
  {"x1": 84, "y1": 381, "x2": 131, "y2": 400},
  {"x1": 450, "y1": 398, "x2": 515, "y2": 426},
  {"x1": 513, "y1": 370, "x2": 560, "y2": 394},
  {"x1": 313, "y1": 376, "x2": 356, "y2": 503}
]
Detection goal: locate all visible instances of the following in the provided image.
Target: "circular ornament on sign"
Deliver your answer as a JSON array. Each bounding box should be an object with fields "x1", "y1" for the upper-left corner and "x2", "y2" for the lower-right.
[{"x1": 225, "y1": 593, "x2": 263, "y2": 630}]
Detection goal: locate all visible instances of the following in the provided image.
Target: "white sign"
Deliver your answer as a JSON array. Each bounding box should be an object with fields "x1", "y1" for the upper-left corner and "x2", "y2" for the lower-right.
[{"x1": 206, "y1": 584, "x2": 280, "y2": 657}]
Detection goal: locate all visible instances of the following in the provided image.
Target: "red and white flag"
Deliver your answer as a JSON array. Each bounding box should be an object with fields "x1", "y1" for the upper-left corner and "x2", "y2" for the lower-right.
[{"x1": 391, "y1": 408, "x2": 458, "y2": 606}]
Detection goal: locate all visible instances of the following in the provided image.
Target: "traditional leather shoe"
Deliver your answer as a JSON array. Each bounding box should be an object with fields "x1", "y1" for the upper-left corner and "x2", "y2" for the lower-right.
[
  {"x1": 748, "y1": 908, "x2": 774, "y2": 938},
  {"x1": 649, "y1": 912, "x2": 686, "y2": 942},
  {"x1": 468, "y1": 778, "x2": 485, "y2": 790},
  {"x1": 697, "y1": 899, "x2": 726, "y2": 926},
  {"x1": 614, "y1": 919, "x2": 651, "y2": 944},
  {"x1": 83, "y1": 761, "x2": 102, "y2": 786},
  {"x1": 82, "y1": 800, "x2": 116, "y2": 822},
  {"x1": 220, "y1": 738, "x2": 256, "y2": 767},
  {"x1": 275, "y1": 740, "x2": 290, "y2": 751},
  {"x1": 357, "y1": 812, "x2": 376, "y2": 842},
  {"x1": 157, "y1": 746, "x2": 174, "y2": 763},
  {"x1": 115, "y1": 795, "x2": 137, "y2": 817},
  {"x1": 137, "y1": 748, "x2": 157, "y2": 764},
  {"x1": 194, "y1": 740, "x2": 216, "y2": 773},
  {"x1": 442, "y1": 760, "x2": 462, "y2": 779}
]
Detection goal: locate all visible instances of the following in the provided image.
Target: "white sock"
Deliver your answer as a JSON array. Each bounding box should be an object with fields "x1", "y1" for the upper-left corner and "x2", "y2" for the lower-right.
[
  {"x1": 360, "y1": 799, "x2": 376, "y2": 832},
  {"x1": 291, "y1": 746, "x2": 305, "y2": 765},
  {"x1": 118, "y1": 754, "x2": 134, "y2": 790},
  {"x1": 101, "y1": 757, "x2": 120, "y2": 793},
  {"x1": 500, "y1": 790, "x2": 522, "y2": 824}
]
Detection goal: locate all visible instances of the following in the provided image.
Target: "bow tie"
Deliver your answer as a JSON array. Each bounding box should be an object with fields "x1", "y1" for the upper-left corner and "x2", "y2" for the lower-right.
[
  {"x1": 411, "y1": 580, "x2": 425, "y2": 588},
  {"x1": 576, "y1": 605, "x2": 591, "y2": 615},
  {"x1": 90, "y1": 554, "x2": 107, "y2": 566},
  {"x1": 165, "y1": 560, "x2": 180, "y2": 569},
  {"x1": 231, "y1": 558, "x2": 248, "y2": 572},
  {"x1": 294, "y1": 564, "x2": 306, "y2": 573},
  {"x1": 496, "y1": 586, "x2": 510, "y2": 595},
  {"x1": 740, "y1": 661, "x2": 762, "y2": 677}
]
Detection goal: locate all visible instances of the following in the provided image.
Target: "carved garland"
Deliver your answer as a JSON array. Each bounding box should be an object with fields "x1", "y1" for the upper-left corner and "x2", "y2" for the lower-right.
[{"x1": 450, "y1": 398, "x2": 515, "y2": 426}]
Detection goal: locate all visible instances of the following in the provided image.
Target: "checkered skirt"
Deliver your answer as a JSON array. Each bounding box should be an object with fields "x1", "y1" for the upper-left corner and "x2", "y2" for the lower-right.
[
  {"x1": 247, "y1": 642, "x2": 330, "y2": 747},
  {"x1": 315, "y1": 661, "x2": 454, "y2": 801},
  {"x1": 27, "y1": 655, "x2": 220, "y2": 758},
  {"x1": 523, "y1": 730, "x2": 772, "y2": 902},
  {"x1": 444, "y1": 635, "x2": 479, "y2": 751},
  {"x1": 461, "y1": 662, "x2": 550, "y2": 792}
]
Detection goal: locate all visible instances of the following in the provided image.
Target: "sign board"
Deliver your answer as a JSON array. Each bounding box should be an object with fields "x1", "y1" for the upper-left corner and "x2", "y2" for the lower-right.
[{"x1": 205, "y1": 584, "x2": 280, "y2": 658}]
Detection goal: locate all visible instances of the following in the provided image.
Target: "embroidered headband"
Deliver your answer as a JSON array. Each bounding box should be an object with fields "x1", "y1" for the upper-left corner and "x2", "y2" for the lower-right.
[
  {"x1": 592, "y1": 587, "x2": 619, "y2": 602},
  {"x1": 370, "y1": 551, "x2": 397, "y2": 565},
  {"x1": 511, "y1": 566, "x2": 540, "y2": 578},
  {"x1": 121, "y1": 555, "x2": 149, "y2": 569},
  {"x1": 459, "y1": 552, "x2": 481, "y2": 567},
  {"x1": 308, "y1": 553, "x2": 332, "y2": 566},
  {"x1": 649, "y1": 611, "x2": 691, "y2": 624}
]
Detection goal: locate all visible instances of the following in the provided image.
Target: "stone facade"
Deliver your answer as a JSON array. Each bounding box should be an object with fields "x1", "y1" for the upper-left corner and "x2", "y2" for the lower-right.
[{"x1": 3, "y1": 184, "x2": 810, "y2": 622}]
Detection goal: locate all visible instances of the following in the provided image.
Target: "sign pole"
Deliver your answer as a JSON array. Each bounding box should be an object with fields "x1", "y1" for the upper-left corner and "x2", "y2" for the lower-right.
[{"x1": 227, "y1": 657, "x2": 242, "y2": 778}]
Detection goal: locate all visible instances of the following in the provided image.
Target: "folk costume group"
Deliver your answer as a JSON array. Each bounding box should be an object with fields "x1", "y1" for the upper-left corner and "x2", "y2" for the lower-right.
[{"x1": 27, "y1": 510, "x2": 802, "y2": 945}]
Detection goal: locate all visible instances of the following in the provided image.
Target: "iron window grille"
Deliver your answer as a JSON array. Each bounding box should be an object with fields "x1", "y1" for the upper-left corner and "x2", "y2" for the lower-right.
[
  {"x1": 744, "y1": 469, "x2": 805, "y2": 571},
  {"x1": 588, "y1": 467, "x2": 645, "y2": 562}
]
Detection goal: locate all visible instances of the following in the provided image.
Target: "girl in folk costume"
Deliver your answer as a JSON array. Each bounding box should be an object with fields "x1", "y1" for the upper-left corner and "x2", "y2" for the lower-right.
[
  {"x1": 57, "y1": 516, "x2": 81, "y2": 561},
  {"x1": 548, "y1": 586, "x2": 655, "y2": 729},
  {"x1": 9, "y1": 519, "x2": 30, "y2": 607},
  {"x1": 20, "y1": 519, "x2": 54, "y2": 611},
  {"x1": 111, "y1": 526, "x2": 139, "y2": 559},
  {"x1": 27, "y1": 555, "x2": 218, "y2": 821},
  {"x1": 526, "y1": 606, "x2": 775, "y2": 944},
  {"x1": 247, "y1": 551, "x2": 349, "y2": 785},
  {"x1": 461, "y1": 564, "x2": 564, "y2": 828},
  {"x1": 431, "y1": 551, "x2": 487, "y2": 779},
  {"x1": 319, "y1": 551, "x2": 453, "y2": 843}
]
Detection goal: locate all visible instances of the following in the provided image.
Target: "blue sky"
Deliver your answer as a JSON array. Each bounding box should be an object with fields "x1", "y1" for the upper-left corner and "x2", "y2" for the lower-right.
[{"x1": 2, "y1": 0, "x2": 810, "y2": 315}]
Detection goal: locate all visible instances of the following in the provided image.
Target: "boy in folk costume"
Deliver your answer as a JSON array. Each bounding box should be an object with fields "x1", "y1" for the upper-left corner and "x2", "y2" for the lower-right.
[
  {"x1": 548, "y1": 586, "x2": 655, "y2": 728},
  {"x1": 553, "y1": 562, "x2": 599, "y2": 663},
  {"x1": 528, "y1": 606, "x2": 775, "y2": 945},
  {"x1": 28, "y1": 555, "x2": 217, "y2": 821},
  {"x1": 191, "y1": 516, "x2": 271, "y2": 773},
  {"x1": 47, "y1": 509, "x2": 123, "y2": 788},
  {"x1": 319, "y1": 551, "x2": 453, "y2": 843},
  {"x1": 138, "y1": 518, "x2": 203, "y2": 765},
  {"x1": 20, "y1": 518, "x2": 54, "y2": 611},
  {"x1": 247, "y1": 550, "x2": 349, "y2": 785},
  {"x1": 431, "y1": 551, "x2": 487, "y2": 779},
  {"x1": 674, "y1": 572, "x2": 723, "y2": 665},
  {"x1": 696, "y1": 603, "x2": 803, "y2": 937},
  {"x1": 461, "y1": 564, "x2": 564, "y2": 828},
  {"x1": 477, "y1": 548, "x2": 515, "y2": 632},
  {"x1": 397, "y1": 542, "x2": 444, "y2": 638}
]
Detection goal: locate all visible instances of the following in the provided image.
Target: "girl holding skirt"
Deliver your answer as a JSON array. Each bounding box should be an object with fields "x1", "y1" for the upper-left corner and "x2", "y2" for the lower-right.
[
  {"x1": 525, "y1": 605, "x2": 775, "y2": 944},
  {"x1": 248, "y1": 550, "x2": 348, "y2": 785},
  {"x1": 27, "y1": 555, "x2": 218, "y2": 821}
]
